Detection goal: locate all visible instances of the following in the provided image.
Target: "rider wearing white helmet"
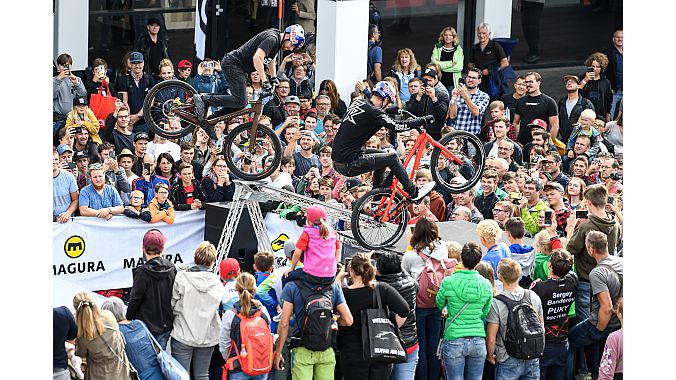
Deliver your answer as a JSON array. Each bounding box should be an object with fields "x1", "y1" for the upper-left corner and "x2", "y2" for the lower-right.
[
  {"x1": 193, "y1": 25, "x2": 305, "y2": 137},
  {"x1": 331, "y1": 81, "x2": 437, "y2": 201}
]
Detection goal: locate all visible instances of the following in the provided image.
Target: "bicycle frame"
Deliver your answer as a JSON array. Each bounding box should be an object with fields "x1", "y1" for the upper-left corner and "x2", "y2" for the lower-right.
[
  {"x1": 376, "y1": 127, "x2": 465, "y2": 223},
  {"x1": 172, "y1": 96, "x2": 265, "y2": 154}
]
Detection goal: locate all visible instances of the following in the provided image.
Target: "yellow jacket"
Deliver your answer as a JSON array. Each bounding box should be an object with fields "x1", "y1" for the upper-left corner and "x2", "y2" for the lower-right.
[{"x1": 65, "y1": 108, "x2": 102, "y2": 145}]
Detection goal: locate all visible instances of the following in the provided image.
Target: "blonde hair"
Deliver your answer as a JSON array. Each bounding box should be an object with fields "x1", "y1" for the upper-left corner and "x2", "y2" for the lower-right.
[
  {"x1": 73, "y1": 292, "x2": 105, "y2": 340},
  {"x1": 474, "y1": 261, "x2": 497, "y2": 296},
  {"x1": 393, "y1": 48, "x2": 421, "y2": 73},
  {"x1": 497, "y1": 258, "x2": 522, "y2": 284},
  {"x1": 236, "y1": 272, "x2": 259, "y2": 316},
  {"x1": 415, "y1": 168, "x2": 433, "y2": 182},
  {"x1": 476, "y1": 219, "x2": 502, "y2": 243},
  {"x1": 534, "y1": 230, "x2": 552, "y2": 254},
  {"x1": 446, "y1": 241, "x2": 462, "y2": 261},
  {"x1": 194, "y1": 241, "x2": 217, "y2": 266},
  {"x1": 159, "y1": 58, "x2": 174, "y2": 74},
  {"x1": 365, "y1": 135, "x2": 381, "y2": 149},
  {"x1": 438, "y1": 26, "x2": 460, "y2": 46}
]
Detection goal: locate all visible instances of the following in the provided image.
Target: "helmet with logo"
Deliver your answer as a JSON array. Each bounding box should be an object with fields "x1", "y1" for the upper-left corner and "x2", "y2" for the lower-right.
[
  {"x1": 372, "y1": 81, "x2": 397, "y2": 103},
  {"x1": 284, "y1": 24, "x2": 305, "y2": 50}
]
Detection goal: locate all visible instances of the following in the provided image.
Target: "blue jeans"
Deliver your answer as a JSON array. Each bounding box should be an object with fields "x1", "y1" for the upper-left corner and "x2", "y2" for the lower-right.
[
  {"x1": 390, "y1": 347, "x2": 418, "y2": 380},
  {"x1": 152, "y1": 330, "x2": 171, "y2": 351},
  {"x1": 495, "y1": 357, "x2": 540, "y2": 380},
  {"x1": 610, "y1": 91, "x2": 622, "y2": 120},
  {"x1": 229, "y1": 371, "x2": 268, "y2": 379},
  {"x1": 441, "y1": 337, "x2": 486, "y2": 380},
  {"x1": 539, "y1": 342, "x2": 567, "y2": 380},
  {"x1": 566, "y1": 319, "x2": 616, "y2": 380},
  {"x1": 170, "y1": 337, "x2": 215, "y2": 380},
  {"x1": 415, "y1": 307, "x2": 442, "y2": 380},
  {"x1": 575, "y1": 281, "x2": 591, "y2": 322}
]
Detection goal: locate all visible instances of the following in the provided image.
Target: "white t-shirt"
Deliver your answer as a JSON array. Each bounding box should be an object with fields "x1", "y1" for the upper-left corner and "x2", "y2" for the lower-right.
[{"x1": 147, "y1": 141, "x2": 181, "y2": 161}]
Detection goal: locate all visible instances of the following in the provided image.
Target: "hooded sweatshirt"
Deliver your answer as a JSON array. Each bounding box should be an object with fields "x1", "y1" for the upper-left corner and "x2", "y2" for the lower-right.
[
  {"x1": 436, "y1": 269, "x2": 493, "y2": 340},
  {"x1": 126, "y1": 256, "x2": 177, "y2": 334},
  {"x1": 401, "y1": 239, "x2": 448, "y2": 282},
  {"x1": 171, "y1": 265, "x2": 226, "y2": 347},
  {"x1": 566, "y1": 213, "x2": 622, "y2": 281},
  {"x1": 509, "y1": 243, "x2": 536, "y2": 278}
]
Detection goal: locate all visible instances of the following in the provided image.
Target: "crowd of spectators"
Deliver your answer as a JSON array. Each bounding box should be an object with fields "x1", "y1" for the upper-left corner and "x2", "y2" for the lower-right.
[{"x1": 54, "y1": 15, "x2": 623, "y2": 380}]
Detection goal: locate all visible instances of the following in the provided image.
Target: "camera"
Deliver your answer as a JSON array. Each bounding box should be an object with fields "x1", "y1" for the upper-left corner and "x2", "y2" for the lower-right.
[
  {"x1": 586, "y1": 67, "x2": 595, "y2": 73},
  {"x1": 607, "y1": 196, "x2": 615, "y2": 205},
  {"x1": 458, "y1": 77, "x2": 466, "y2": 86},
  {"x1": 421, "y1": 78, "x2": 428, "y2": 88},
  {"x1": 609, "y1": 172, "x2": 622, "y2": 181},
  {"x1": 67, "y1": 162, "x2": 76, "y2": 170},
  {"x1": 205, "y1": 61, "x2": 215, "y2": 69},
  {"x1": 575, "y1": 209, "x2": 588, "y2": 219},
  {"x1": 509, "y1": 191, "x2": 522, "y2": 205},
  {"x1": 143, "y1": 163, "x2": 151, "y2": 173},
  {"x1": 543, "y1": 210, "x2": 553, "y2": 226}
]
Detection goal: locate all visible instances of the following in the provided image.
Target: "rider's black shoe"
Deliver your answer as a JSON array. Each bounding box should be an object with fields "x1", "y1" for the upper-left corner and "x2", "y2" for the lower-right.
[
  {"x1": 378, "y1": 173, "x2": 394, "y2": 189},
  {"x1": 192, "y1": 94, "x2": 207, "y2": 124}
]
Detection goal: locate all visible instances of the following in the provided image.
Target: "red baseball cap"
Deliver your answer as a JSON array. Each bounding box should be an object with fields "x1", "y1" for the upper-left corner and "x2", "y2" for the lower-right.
[
  {"x1": 178, "y1": 59, "x2": 192, "y2": 69},
  {"x1": 527, "y1": 119, "x2": 548, "y2": 131},
  {"x1": 305, "y1": 205, "x2": 327, "y2": 225},
  {"x1": 143, "y1": 229, "x2": 166, "y2": 252},
  {"x1": 219, "y1": 258, "x2": 241, "y2": 279}
]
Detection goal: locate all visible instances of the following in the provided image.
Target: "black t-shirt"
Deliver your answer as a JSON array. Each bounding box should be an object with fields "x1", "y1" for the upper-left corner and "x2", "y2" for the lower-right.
[
  {"x1": 530, "y1": 273, "x2": 578, "y2": 344},
  {"x1": 148, "y1": 40, "x2": 164, "y2": 76},
  {"x1": 515, "y1": 93, "x2": 558, "y2": 146},
  {"x1": 115, "y1": 73, "x2": 156, "y2": 114},
  {"x1": 439, "y1": 46, "x2": 456, "y2": 86},
  {"x1": 53, "y1": 306, "x2": 77, "y2": 369},
  {"x1": 337, "y1": 283, "x2": 410, "y2": 354},
  {"x1": 227, "y1": 28, "x2": 280, "y2": 74}
]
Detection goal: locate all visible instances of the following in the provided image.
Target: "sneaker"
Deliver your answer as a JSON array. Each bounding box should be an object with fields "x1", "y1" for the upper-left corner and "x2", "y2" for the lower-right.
[
  {"x1": 524, "y1": 53, "x2": 540, "y2": 64},
  {"x1": 410, "y1": 181, "x2": 436, "y2": 202},
  {"x1": 191, "y1": 94, "x2": 207, "y2": 124}
]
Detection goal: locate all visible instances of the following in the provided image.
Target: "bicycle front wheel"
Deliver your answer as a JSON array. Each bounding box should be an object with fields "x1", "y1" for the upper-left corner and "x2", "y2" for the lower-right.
[
  {"x1": 223, "y1": 122, "x2": 283, "y2": 181},
  {"x1": 143, "y1": 80, "x2": 198, "y2": 139},
  {"x1": 430, "y1": 130, "x2": 485, "y2": 194},
  {"x1": 351, "y1": 188, "x2": 409, "y2": 250}
]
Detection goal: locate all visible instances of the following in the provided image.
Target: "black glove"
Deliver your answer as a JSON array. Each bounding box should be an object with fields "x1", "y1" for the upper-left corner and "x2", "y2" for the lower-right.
[
  {"x1": 262, "y1": 81, "x2": 273, "y2": 93},
  {"x1": 423, "y1": 115, "x2": 435, "y2": 124},
  {"x1": 270, "y1": 77, "x2": 279, "y2": 86}
]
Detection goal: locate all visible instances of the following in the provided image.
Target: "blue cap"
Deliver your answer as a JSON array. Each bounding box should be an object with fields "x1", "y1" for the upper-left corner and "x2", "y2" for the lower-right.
[
  {"x1": 130, "y1": 52, "x2": 144, "y2": 63},
  {"x1": 57, "y1": 144, "x2": 73, "y2": 156}
]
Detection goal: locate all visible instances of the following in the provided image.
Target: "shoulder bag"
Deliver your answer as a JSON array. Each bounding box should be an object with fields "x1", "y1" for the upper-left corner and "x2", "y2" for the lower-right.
[
  {"x1": 90, "y1": 81, "x2": 117, "y2": 122},
  {"x1": 138, "y1": 321, "x2": 190, "y2": 380},
  {"x1": 435, "y1": 302, "x2": 470, "y2": 359},
  {"x1": 361, "y1": 283, "x2": 408, "y2": 363}
]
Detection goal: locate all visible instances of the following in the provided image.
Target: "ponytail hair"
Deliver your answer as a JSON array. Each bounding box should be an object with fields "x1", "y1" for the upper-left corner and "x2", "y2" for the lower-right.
[
  {"x1": 318, "y1": 218, "x2": 330, "y2": 239},
  {"x1": 349, "y1": 252, "x2": 375, "y2": 289},
  {"x1": 236, "y1": 272, "x2": 257, "y2": 316},
  {"x1": 73, "y1": 292, "x2": 105, "y2": 340}
]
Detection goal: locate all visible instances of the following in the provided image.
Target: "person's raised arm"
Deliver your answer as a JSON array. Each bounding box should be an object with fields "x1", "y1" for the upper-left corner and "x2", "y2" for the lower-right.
[{"x1": 253, "y1": 48, "x2": 269, "y2": 83}]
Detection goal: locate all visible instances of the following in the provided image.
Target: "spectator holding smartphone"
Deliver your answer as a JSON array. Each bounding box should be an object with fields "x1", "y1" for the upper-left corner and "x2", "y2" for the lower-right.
[
  {"x1": 54, "y1": 53, "x2": 87, "y2": 136},
  {"x1": 66, "y1": 96, "x2": 102, "y2": 146},
  {"x1": 579, "y1": 53, "x2": 614, "y2": 122},
  {"x1": 85, "y1": 57, "x2": 116, "y2": 103},
  {"x1": 53, "y1": 147, "x2": 79, "y2": 223},
  {"x1": 132, "y1": 153, "x2": 170, "y2": 207}
]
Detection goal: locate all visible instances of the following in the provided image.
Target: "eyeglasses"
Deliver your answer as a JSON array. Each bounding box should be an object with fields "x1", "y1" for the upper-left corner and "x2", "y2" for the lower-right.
[
  {"x1": 524, "y1": 80, "x2": 536, "y2": 84},
  {"x1": 540, "y1": 161, "x2": 554, "y2": 165},
  {"x1": 215, "y1": 164, "x2": 228, "y2": 168},
  {"x1": 317, "y1": 103, "x2": 331, "y2": 107},
  {"x1": 492, "y1": 208, "x2": 509, "y2": 213},
  {"x1": 277, "y1": 86, "x2": 290, "y2": 90},
  {"x1": 466, "y1": 76, "x2": 480, "y2": 81},
  {"x1": 131, "y1": 196, "x2": 143, "y2": 200}
]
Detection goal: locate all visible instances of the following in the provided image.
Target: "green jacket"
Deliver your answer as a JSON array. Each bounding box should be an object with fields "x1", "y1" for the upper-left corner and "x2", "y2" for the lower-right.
[
  {"x1": 436, "y1": 270, "x2": 493, "y2": 340},
  {"x1": 431, "y1": 43, "x2": 464, "y2": 88},
  {"x1": 533, "y1": 252, "x2": 551, "y2": 282},
  {"x1": 520, "y1": 200, "x2": 548, "y2": 236},
  {"x1": 276, "y1": 203, "x2": 301, "y2": 218}
]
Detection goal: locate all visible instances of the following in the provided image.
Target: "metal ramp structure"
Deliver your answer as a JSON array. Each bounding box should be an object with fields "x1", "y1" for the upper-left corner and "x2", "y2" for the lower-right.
[{"x1": 213, "y1": 180, "x2": 385, "y2": 275}]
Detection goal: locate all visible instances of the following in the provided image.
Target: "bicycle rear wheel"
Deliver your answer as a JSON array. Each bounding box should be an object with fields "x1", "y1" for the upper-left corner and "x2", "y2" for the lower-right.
[
  {"x1": 430, "y1": 130, "x2": 485, "y2": 194},
  {"x1": 143, "y1": 80, "x2": 198, "y2": 139},
  {"x1": 223, "y1": 122, "x2": 283, "y2": 181},
  {"x1": 350, "y1": 188, "x2": 409, "y2": 250}
]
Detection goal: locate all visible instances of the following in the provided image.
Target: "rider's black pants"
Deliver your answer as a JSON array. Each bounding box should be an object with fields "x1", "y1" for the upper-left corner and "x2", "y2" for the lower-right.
[
  {"x1": 201, "y1": 56, "x2": 248, "y2": 112},
  {"x1": 333, "y1": 148, "x2": 416, "y2": 193}
]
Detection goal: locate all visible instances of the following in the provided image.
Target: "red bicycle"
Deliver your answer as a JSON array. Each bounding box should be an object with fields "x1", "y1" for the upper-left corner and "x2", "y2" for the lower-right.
[{"x1": 350, "y1": 109, "x2": 485, "y2": 250}]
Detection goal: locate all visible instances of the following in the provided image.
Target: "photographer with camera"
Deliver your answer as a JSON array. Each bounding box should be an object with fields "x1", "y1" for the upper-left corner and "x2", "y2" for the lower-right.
[
  {"x1": 598, "y1": 156, "x2": 623, "y2": 195},
  {"x1": 447, "y1": 68, "x2": 490, "y2": 138},
  {"x1": 54, "y1": 53, "x2": 87, "y2": 136},
  {"x1": 406, "y1": 68, "x2": 449, "y2": 141},
  {"x1": 193, "y1": 58, "x2": 228, "y2": 96}
]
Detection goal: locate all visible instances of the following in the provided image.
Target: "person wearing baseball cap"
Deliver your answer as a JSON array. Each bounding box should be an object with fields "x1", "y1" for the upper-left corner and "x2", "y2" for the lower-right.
[
  {"x1": 67, "y1": 95, "x2": 103, "y2": 145},
  {"x1": 413, "y1": 65, "x2": 450, "y2": 141},
  {"x1": 176, "y1": 59, "x2": 194, "y2": 86},
  {"x1": 120, "y1": 50, "x2": 157, "y2": 132},
  {"x1": 557, "y1": 75, "x2": 595, "y2": 145},
  {"x1": 219, "y1": 258, "x2": 242, "y2": 312},
  {"x1": 542, "y1": 181, "x2": 571, "y2": 235},
  {"x1": 133, "y1": 16, "x2": 169, "y2": 80},
  {"x1": 512, "y1": 71, "x2": 559, "y2": 147},
  {"x1": 126, "y1": 229, "x2": 177, "y2": 349}
]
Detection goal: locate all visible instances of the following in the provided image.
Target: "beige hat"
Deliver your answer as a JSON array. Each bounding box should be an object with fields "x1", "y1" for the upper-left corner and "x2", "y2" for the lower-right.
[{"x1": 116, "y1": 148, "x2": 138, "y2": 164}]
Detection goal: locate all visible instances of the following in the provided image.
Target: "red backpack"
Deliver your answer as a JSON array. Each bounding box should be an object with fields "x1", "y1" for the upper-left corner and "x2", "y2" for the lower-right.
[
  {"x1": 223, "y1": 306, "x2": 273, "y2": 378},
  {"x1": 415, "y1": 250, "x2": 456, "y2": 308}
]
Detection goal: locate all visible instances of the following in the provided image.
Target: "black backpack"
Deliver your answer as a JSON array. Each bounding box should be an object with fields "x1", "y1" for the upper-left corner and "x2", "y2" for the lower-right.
[
  {"x1": 495, "y1": 292, "x2": 545, "y2": 360},
  {"x1": 295, "y1": 280, "x2": 334, "y2": 351}
]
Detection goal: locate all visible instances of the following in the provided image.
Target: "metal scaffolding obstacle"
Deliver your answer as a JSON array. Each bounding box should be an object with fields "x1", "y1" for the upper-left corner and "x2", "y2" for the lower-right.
[{"x1": 212, "y1": 180, "x2": 372, "y2": 275}]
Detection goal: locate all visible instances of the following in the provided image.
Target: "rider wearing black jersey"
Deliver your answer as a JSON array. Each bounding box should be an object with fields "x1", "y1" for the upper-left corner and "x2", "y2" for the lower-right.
[
  {"x1": 332, "y1": 81, "x2": 436, "y2": 201},
  {"x1": 192, "y1": 25, "x2": 305, "y2": 134}
]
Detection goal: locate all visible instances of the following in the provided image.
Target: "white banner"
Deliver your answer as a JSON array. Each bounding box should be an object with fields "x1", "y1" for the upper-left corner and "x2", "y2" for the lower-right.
[
  {"x1": 53, "y1": 210, "x2": 205, "y2": 290},
  {"x1": 264, "y1": 213, "x2": 303, "y2": 268}
]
